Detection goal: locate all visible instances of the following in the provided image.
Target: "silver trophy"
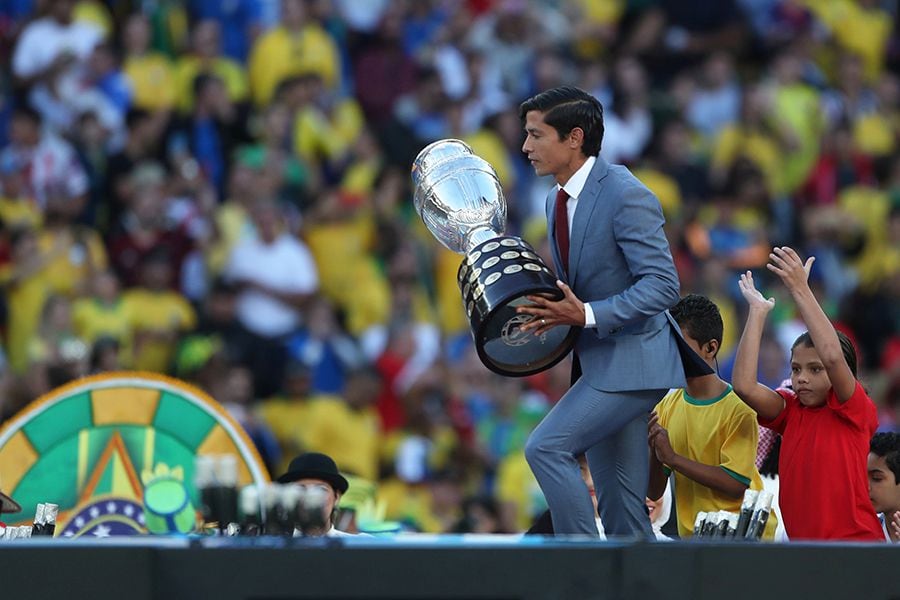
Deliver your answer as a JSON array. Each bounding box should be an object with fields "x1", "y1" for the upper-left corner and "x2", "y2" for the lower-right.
[{"x1": 412, "y1": 139, "x2": 576, "y2": 376}]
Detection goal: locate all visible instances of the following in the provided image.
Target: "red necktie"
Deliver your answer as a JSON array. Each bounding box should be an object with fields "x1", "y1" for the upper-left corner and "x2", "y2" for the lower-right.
[{"x1": 555, "y1": 188, "x2": 570, "y2": 275}]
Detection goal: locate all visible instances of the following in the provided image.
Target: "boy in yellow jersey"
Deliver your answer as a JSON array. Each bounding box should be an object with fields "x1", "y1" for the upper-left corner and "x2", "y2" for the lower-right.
[
  {"x1": 73, "y1": 270, "x2": 132, "y2": 353},
  {"x1": 123, "y1": 249, "x2": 196, "y2": 373},
  {"x1": 648, "y1": 294, "x2": 775, "y2": 539}
]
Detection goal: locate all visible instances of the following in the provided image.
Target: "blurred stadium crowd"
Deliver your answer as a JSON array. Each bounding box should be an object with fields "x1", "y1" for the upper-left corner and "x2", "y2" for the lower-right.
[{"x1": 0, "y1": 0, "x2": 898, "y2": 533}]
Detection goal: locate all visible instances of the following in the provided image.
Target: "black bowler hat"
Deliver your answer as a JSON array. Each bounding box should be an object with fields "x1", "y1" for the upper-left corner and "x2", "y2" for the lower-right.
[{"x1": 276, "y1": 452, "x2": 349, "y2": 494}]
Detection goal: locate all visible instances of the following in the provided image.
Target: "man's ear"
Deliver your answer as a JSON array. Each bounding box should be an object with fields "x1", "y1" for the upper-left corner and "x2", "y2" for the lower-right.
[
  {"x1": 568, "y1": 127, "x2": 585, "y2": 149},
  {"x1": 705, "y1": 339, "x2": 720, "y2": 359}
]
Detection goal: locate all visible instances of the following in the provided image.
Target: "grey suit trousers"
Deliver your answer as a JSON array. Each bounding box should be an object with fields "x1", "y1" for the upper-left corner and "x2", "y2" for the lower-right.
[{"x1": 525, "y1": 379, "x2": 669, "y2": 537}]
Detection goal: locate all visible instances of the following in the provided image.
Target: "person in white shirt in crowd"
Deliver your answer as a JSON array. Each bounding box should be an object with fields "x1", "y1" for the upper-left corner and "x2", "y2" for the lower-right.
[
  {"x1": 0, "y1": 105, "x2": 88, "y2": 213},
  {"x1": 225, "y1": 198, "x2": 318, "y2": 397},
  {"x1": 12, "y1": 0, "x2": 122, "y2": 139}
]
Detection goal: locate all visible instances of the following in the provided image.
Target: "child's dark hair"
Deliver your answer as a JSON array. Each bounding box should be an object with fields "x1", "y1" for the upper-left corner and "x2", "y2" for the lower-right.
[
  {"x1": 870, "y1": 432, "x2": 900, "y2": 484},
  {"x1": 670, "y1": 294, "x2": 723, "y2": 352},
  {"x1": 790, "y1": 330, "x2": 858, "y2": 377}
]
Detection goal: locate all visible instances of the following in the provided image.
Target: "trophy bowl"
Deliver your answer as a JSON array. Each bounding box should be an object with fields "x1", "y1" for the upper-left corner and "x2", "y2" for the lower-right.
[{"x1": 412, "y1": 139, "x2": 577, "y2": 376}]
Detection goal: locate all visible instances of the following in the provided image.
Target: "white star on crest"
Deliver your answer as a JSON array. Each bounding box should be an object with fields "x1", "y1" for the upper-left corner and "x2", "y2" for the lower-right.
[
  {"x1": 89, "y1": 507, "x2": 100, "y2": 519},
  {"x1": 123, "y1": 504, "x2": 134, "y2": 517},
  {"x1": 137, "y1": 513, "x2": 145, "y2": 524},
  {"x1": 91, "y1": 524, "x2": 111, "y2": 538},
  {"x1": 74, "y1": 517, "x2": 85, "y2": 527},
  {"x1": 106, "y1": 502, "x2": 117, "y2": 514},
  {"x1": 63, "y1": 531, "x2": 74, "y2": 537}
]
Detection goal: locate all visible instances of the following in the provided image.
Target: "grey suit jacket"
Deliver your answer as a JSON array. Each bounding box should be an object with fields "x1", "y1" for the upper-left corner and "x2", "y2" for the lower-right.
[{"x1": 547, "y1": 157, "x2": 689, "y2": 393}]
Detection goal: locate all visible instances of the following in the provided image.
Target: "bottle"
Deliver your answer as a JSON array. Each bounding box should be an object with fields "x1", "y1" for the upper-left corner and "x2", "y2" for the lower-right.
[
  {"x1": 262, "y1": 483, "x2": 283, "y2": 535},
  {"x1": 280, "y1": 484, "x2": 302, "y2": 535},
  {"x1": 194, "y1": 455, "x2": 217, "y2": 527},
  {"x1": 692, "y1": 511, "x2": 708, "y2": 537},
  {"x1": 213, "y1": 455, "x2": 239, "y2": 528},
  {"x1": 31, "y1": 503, "x2": 46, "y2": 536},
  {"x1": 725, "y1": 512, "x2": 739, "y2": 539},
  {"x1": 734, "y1": 489, "x2": 758, "y2": 539},
  {"x1": 700, "y1": 511, "x2": 721, "y2": 538},
  {"x1": 298, "y1": 484, "x2": 330, "y2": 535},
  {"x1": 238, "y1": 485, "x2": 262, "y2": 536},
  {"x1": 43, "y1": 503, "x2": 59, "y2": 537},
  {"x1": 744, "y1": 490, "x2": 774, "y2": 540},
  {"x1": 714, "y1": 511, "x2": 732, "y2": 538}
]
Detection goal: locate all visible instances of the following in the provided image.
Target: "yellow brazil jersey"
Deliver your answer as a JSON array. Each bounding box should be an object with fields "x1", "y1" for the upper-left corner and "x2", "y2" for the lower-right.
[
  {"x1": 802, "y1": 0, "x2": 891, "y2": 81},
  {"x1": 173, "y1": 56, "x2": 248, "y2": 113},
  {"x1": 74, "y1": 0, "x2": 112, "y2": 36},
  {"x1": 248, "y1": 24, "x2": 341, "y2": 106},
  {"x1": 124, "y1": 53, "x2": 177, "y2": 110},
  {"x1": 72, "y1": 297, "x2": 133, "y2": 349},
  {"x1": 298, "y1": 396, "x2": 380, "y2": 481},
  {"x1": 292, "y1": 98, "x2": 364, "y2": 164},
  {"x1": 711, "y1": 125, "x2": 785, "y2": 197},
  {"x1": 255, "y1": 396, "x2": 311, "y2": 474},
  {"x1": 0, "y1": 263, "x2": 50, "y2": 373},
  {"x1": 496, "y1": 451, "x2": 547, "y2": 532},
  {"x1": 123, "y1": 288, "x2": 196, "y2": 373},
  {"x1": 772, "y1": 83, "x2": 823, "y2": 194},
  {"x1": 464, "y1": 129, "x2": 514, "y2": 189},
  {"x1": 38, "y1": 228, "x2": 108, "y2": 298},
  {"x1": 304, "y1": 215, "x2": 390, "y2": 336},
  {"x1": 0, "y1": 196, "x2": 42, "y2": 230},
  {"x1": 655, "y1": 386, "x2": 776, "y2": 539}
]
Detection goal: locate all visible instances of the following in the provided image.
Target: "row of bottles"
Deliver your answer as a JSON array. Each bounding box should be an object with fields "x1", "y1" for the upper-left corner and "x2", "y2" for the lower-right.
[
  {"x1": 194, "y1": 455, "x2": 329, "y2": 536},
  {"x1": 692, "y1": 490, "x2": 774, "y2": 540},
  {"x1": 0, "y1": 503, "x2": 58, "y2": 541}
]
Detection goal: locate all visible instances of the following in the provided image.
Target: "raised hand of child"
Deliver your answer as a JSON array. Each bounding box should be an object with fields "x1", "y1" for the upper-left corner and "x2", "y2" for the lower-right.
[
  {"x1": 767, "y1": 246, "x2": 815, "y2": 293},
  {"x1": 892, "y1": 510, "x2": 900, "y2": 541},
  {"x1": 738, "y1": 271, "x2": 775, "y2": 313}
]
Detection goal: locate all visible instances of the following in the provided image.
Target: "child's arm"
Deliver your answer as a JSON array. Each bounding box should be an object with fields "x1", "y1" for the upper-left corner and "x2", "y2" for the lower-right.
[
  {"x1": 768, "y1": 247, "x2": 855, "y2": 402},
  {"x1": 648, "y1": 412, "x2": 746, "y2": 498},
  {"x1": 733, "y1": 271, "x2": 786, "y2": 421},
  {"x1": 647, "y1": 417, "x2": 669, "y2": 501}
]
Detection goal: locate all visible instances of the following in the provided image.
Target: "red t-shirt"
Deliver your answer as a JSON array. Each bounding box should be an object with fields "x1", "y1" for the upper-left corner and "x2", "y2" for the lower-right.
[{"x1": 760, "y1": 381, "x2": 883, "y2": 541}]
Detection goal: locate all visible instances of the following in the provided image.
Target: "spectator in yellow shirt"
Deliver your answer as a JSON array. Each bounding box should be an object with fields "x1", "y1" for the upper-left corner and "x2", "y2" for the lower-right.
[
  {"x1": 0, "y1": 227, "x2": 53, "y2": 373},
  {"x1": 24, "y1": 294, "x2": 90, "y2": 399},
  {"x1": 72, "y1": 269, "x2": 133, "y2": 360},
  {"x1": 299, "y1": 367, "x2": 382, "y2": 482},
  {"x1": 0, "y1": 154, "x2": 42, "y2": 230},
  {"x1": 124, "y1": 249, "x2": 196, "y2": 373},
  {"x1": 122, "y1": 13, "x2": 177, "y2": 112},
  {"x1": 256, "y1": 360, "x2": 315, "y2": 474},
  {"x1": 248, "y1": 0, "x2": 342, "y2": 107},
  {"x1": 173, "y1": 20, "x2": 248, "y2": 113}
]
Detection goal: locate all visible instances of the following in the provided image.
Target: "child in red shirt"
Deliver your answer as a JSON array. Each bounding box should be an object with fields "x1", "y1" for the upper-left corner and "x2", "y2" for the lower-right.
[{"x1": 733, "y1": 246, "x2": 883, "y2": 541}]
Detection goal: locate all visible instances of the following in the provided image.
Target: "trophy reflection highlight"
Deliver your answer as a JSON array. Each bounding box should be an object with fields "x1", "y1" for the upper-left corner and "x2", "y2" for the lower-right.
[{"x1": 412, "y1": 139, "x2": 577, "y2": 376}]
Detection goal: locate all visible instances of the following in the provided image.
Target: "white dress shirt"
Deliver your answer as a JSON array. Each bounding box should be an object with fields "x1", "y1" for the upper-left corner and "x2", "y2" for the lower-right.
[{"x1": 556, "y1": 156, "x2": 598, "y2": 328}]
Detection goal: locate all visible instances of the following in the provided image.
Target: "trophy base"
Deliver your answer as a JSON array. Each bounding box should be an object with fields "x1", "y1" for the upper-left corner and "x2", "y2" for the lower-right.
[{"x1": 459, "y1": 237, "x2": 578, "y2": 377}]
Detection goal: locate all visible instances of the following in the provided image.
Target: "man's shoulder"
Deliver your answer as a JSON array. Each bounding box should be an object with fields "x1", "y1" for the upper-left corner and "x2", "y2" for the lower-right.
[{"x1": 605, "y1": 162, "x2": 650, "y2": 191}]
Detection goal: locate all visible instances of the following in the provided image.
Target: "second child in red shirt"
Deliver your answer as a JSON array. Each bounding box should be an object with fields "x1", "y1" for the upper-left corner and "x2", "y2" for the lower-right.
[{"x1": 733, "y1": 247, "x2": 883, "y2": 541}]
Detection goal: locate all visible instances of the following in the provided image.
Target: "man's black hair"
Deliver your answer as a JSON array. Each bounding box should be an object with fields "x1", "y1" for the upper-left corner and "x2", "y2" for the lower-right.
[{"x1": 518, "y1": 86, "x2": 604, "y2": 157}]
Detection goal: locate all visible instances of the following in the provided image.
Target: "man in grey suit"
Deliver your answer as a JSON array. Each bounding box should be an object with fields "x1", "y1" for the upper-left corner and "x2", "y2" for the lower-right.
[{"x1": 517, "y1": 86, "x2": 698, "y2": 537}]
